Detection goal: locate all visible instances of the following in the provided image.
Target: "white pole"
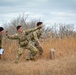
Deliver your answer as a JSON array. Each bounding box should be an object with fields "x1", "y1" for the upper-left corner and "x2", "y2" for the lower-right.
[{"x1": 50, "y1": 48, "x2": 55, "y2": 59}]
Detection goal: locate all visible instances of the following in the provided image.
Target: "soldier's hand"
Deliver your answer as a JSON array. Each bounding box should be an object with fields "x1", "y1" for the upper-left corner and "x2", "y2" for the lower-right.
[{"x1": 6, "y1": 31, "x2": 8, "y2": 36}]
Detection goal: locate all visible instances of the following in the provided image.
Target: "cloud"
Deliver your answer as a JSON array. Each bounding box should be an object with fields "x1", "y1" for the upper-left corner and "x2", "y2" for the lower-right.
[
  {"x1": 0, "y1": 12, "x2": 44, "y2": 24},
  {"x1": 0, "y1": 0, "x2": 76, "y2": 29},
  {"x1": 43, "y1": 11, "x2": 76, "y2": 26},
  {"x1": 50, "y1": 11, "x2": 76, "y2": 18}
]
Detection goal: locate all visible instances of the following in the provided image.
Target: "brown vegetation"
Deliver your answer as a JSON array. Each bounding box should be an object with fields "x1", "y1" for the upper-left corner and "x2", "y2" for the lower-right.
[
  {"x1": 0, "y1": 37, "x2": 76, "y2": 75},
  {"x1": 1, "y1": 14, "x2": 76, "y2": 75}
]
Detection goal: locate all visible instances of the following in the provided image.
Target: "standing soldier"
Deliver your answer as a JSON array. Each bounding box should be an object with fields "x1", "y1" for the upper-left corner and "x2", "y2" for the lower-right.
[
  {"x1": 0, "y1": 27, "x2": 4, "y2": 60},
  {"x1": 6, "y1": 25, "x2": 42, "y2": 63},
  {"x1": 28, "y1": 22, "x2": 43, "y2": 56}
]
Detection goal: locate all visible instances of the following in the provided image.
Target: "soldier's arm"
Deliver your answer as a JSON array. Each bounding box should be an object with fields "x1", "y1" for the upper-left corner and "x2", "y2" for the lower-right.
[
  {"x1": 25, "y1": 27, "x2": 38, "y2": 34},
  {"x1": 7, "y1": 34, "x2": 18, "y2": 39},
  {"x1": 25, "y1": 25, "x2": 42, "y2": 34},
  {"x1": 6, "y1": 31, "x2": 18, "y2": 40}
]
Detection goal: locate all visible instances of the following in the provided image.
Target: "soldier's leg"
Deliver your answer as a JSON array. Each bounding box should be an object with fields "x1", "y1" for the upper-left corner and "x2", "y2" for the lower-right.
[
  {"x1": 35, "y1": 42, "x2": 43, "y2": 56},
  {"x1": 15, "y1": 47, "x2": 24, "y2": 63},
  {"x1": 26, "y1": 43, "x2": 38, "y2": 60},
  {"x1": 0, "y1": 49, "x2": 4, "y2": 60},
  {"x1": 0, "y1": 54, "x2": 1, "y2": 60}
]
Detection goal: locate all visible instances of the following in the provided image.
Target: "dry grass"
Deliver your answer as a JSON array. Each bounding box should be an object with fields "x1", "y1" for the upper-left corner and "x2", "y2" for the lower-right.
[{"x1": 0, "y1": 37, "x2": 76, "y2": 75}]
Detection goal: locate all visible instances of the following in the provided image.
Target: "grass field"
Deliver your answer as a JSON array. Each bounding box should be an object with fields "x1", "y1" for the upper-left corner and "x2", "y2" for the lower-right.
[{"x1": 0, "y1": 37, "x2": 76, "y2": 75}]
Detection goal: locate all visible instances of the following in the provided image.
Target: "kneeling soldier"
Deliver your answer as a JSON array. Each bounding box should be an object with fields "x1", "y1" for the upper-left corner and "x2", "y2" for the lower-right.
[{"x1": 0, "y1": 27, "x2": 4, "y2": 60}]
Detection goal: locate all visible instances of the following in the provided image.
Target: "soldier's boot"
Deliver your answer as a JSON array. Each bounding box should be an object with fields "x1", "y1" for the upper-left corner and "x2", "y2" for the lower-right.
[
  {"x1": 15, "y1": 59, "x2": 19, "y2": 64},
  {"x1": 26, "y1": 52, "x2": 35, "y2": 61},
  {"x1": 30, "y1": 57, "x2": 35, "y2": 61},
  {"x1": 25, "y1": 51, "x2": 31, "y2": 61},
  {"x1": 26, "y1": 56, "x2": 35, "y2": 61},
  {"x1": 30, "y1": 51, "x2": 38, "y2": 61},
  {"x1": 38, "y1": 48, "x2": 43, "y2": 56},
  {"x1": 26, "y1": 51, "x2": 37, "y2": 61},
  {"x1": 26, "y1": 57, "x2": 30, "y2": 61},
  {"x1": 39, "y1": 50, "x2": 43, "y2": 56},
  {"x1": 15, "y1": 56, "x2": 19, "y2": 64}
]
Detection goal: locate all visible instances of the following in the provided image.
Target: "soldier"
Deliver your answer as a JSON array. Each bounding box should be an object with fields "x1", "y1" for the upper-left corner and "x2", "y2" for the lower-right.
[
  {"x1": 6, "y1": 25, "x2": 42, "y2": 63},
  {"x1": 0, "y1": 27, "x2": 4, "y2": 60},
  {"x1": 28, "y1": 22, "x2": 43, "y2": 56}
]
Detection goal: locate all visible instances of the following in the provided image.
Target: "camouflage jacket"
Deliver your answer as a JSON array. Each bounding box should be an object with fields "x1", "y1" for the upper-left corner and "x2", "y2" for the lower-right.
[
  {"x1": 0, "y1": 34, "x2": 2, "y2": 48},
  {"x1": 28, "y1": 29, "x2": 43, "y2": 43},
  {"x1": 7, "y1": 27, "x2": 39, "y2": 47}
]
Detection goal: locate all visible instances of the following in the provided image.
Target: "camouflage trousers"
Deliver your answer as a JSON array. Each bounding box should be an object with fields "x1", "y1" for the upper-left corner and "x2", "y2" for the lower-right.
[
  {"x1": 30, "y1": 41, "x2": 43, "y2": 56},
  {"x1": 15, "y1": 43, "x2": 38, "y2": 63},
  {"x1": 34, "y1": 42, "x2": 43, "y2": 56}
]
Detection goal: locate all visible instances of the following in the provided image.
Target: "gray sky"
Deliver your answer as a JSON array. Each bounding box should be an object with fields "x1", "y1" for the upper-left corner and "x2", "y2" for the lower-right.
[{"x1": 0, "y1": 0, "x2": 76, "y2": 29}]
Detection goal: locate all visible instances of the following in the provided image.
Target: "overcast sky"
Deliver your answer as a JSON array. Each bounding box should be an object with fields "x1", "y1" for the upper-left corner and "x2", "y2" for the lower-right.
[{"x1": 0, "y1": 0, "x2": 76, "y2": 29}]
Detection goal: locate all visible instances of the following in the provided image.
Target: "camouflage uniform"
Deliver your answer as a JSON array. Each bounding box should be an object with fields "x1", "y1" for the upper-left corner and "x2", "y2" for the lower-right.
[
  {"x1": 0, "y1": 35, "x2": 2, "y2": 48},
  {"x1": 0, "y1": 35, "x2": 2, "y2": 59},
  {"x1": 28, "y1": 29, "x2": 43, "y2": 55},
  {"x1": 7, "y1": 27, "x2": 39, "y2": 63}
]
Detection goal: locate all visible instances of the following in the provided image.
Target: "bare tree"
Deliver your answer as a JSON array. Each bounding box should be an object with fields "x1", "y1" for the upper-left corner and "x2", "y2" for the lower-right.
[
  {"x1": 2, "y1": 14, "x2": 76, "y2": 39},
  {"x1": 59, "y1": 24, "x2": 74, "y2": 39}
]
